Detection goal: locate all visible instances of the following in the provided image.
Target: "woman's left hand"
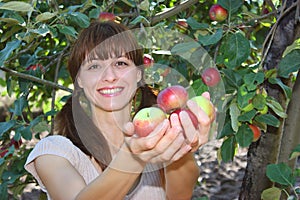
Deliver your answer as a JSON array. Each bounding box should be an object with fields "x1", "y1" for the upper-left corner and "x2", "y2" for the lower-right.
[{"x1": 176, "y1": 92, "x2": 215, "y2": 152}]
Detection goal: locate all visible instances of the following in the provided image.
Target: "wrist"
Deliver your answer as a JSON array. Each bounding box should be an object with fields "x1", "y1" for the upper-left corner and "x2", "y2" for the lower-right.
[{"x1": 109, "y1": 144, "x2": 146, "y2": 173}]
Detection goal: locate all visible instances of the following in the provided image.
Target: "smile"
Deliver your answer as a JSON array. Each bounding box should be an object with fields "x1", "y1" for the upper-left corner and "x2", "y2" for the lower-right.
[{"x1": 98, "y1": 87, "x2": 123, "y2": 95}]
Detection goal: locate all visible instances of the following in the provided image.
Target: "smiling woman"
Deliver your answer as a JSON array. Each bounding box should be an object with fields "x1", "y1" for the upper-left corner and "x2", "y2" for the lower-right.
[{"x1": 24, "y1": 21, "x2": 214, "y2": 200}]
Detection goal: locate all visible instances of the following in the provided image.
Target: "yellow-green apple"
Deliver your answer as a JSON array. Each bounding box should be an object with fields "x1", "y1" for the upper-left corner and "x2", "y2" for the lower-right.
[
  {"x1": 170, "y1": 108, "x2": 198, "y2": 129},
  {"x1": 99, "y1": 12, "x2": 115, "y2": 22},
  {"x1": 133, "y1": 107, "x2": 167, "y2": 137},
  {"x1": 249, "y1": 124, "x2": 261, "y2": 142},
  {"x1": 143, "y1": 54, "x2": 154, "y2": 68},
  {"x1": 201, "y1": 67, "x2": 221, "y2": 87},
  {"x1": 209, "y1": 4, "x2": 228, "y2": 22},
  {"x1": 190, "y1": 96, "x2": 215, "y2": 120},
  {"x1": 157, "y1": 85, "x2": 188, "y2": 113}
]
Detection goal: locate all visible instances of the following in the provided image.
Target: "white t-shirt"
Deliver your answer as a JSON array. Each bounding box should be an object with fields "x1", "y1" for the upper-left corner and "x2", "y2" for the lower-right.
[{"x1": 24, "y1": 135, "x2": 166, "y2": 200}]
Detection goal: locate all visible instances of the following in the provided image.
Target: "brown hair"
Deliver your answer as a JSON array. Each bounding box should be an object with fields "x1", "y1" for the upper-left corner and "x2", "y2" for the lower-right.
[{"x1": 55, "y1": 21, "x2": 157, "y2": 169}]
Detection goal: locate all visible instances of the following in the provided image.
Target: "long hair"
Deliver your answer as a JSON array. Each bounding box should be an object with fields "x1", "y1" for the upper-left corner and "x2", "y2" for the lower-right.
[{"x1": 54, "y1": 21, "x2": 157, "y2": 169}]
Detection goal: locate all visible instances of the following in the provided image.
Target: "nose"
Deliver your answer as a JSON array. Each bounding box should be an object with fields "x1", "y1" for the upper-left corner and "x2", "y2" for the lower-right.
[{"x1": 101, "y1": 65, "x2": 117, "y2": 83}]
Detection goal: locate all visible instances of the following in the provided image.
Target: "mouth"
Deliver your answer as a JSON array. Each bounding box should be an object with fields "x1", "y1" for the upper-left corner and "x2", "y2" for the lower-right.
[{"x1": 97, "y1": 87, "x2": 124, "y2": 96}]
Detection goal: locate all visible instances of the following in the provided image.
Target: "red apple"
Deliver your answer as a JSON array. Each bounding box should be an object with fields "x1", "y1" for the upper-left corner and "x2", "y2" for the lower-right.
[
  {"x1": 133, "y1": 107, "x2": 167, "y2": 137},
  {"x1": 209, "y1": 4, "x2": 228, "y2": 22},
  {"x1": 176, "y1": 19, "x2": 188, "y2": 31},
  {"x1": 143, "y1": 54, "x2": 154, "y2": 68},
  {"x1": 10, "y1": 138, "x2": 22, "y2": 149},
  {"x1": 157, "y1": 85, "x2": 189, "y2": 113},
  {"x1": 0, "y1": 148, "x2": 8, "y2": 158},
  {"x1": 201, "y1": 67, "x2": 221, "y2": 87},
  {"x1": 249, "y1": 124, "x2": 261, "y2": 142},
  {"x1": 26, "y1": 64, "x2": 43, "y2": 71},
  {"x1": 190, "y1": 96, "x2": 215, "y2": 120},
  {"x1": 99, "y1": 12, "x2": 116, "y2": 22},
  {"x1": 170, "y1": 108, "x2": 198, "y2": 129}
]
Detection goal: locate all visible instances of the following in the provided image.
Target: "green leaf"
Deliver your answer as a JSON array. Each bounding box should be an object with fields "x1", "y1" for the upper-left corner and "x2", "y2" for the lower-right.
[
  {"x1": 18, "y1": 126, "x2": 32, "y2": 140},
  {"x1": 218, "y1": 121, "x2": 234, "y2": 139},
  {"x1": 0, "y1": 1, "x2": 34, "y2": 12},
  {"x1": 289, "y1": 144, "x2": 300, "y2": 160},
  {"x1": 266, "y1": 163, "x2": 295, "y2": 186},
  {"x1": 129, "y1": 15, "x2": 150, "y2": 25},
  {"x1": 36, "y1": 12, "x2": 57, "y2": 22},
  {"x1": 186, "y1": 17, "x2": 209, "y2": 30},
  {"x1": 218, "y1": 0, "x2": 243, "y2": 14},
  {"x1": 255, "y1": 114, "x2": 280, "y2": 127},
  {"x1": 238, "y1": 110, "x2": 256, "y2": 122},
  {"x1": 229, "y1": 100, "x2": 240, "y2": 132},
  {"x1": 220, "y1": 136, "x2": 236, "y2": 162},
  {"x1": 0, "y1": 120, "x2": 16, "y2": 137},
  {"x1": 0, "y1": 40, "x2": 21, "y2": 66},
  {"x1": 55, "y1": 24, "x2": 78, "y2": 38},
  {"x1": 198, "y1": 28, "x2": 223, "y2": 46},
  {"x1": 190, "y1": 79, "x2": 208, "y2": 97},
  {"x1": 278, "y1": 49, "x2": 300, "y2": 78},
  {"x1": 261, "y1": 187, "x2": 281, "y2": 200},
  {"x1": 220, "y1": 32, "x2": 250, "y2": 68},
  {"x1": 171, "y1": 42, "x2": 199, "y2": 55},
  {"x1": 252, "y1": 94, "x2": 266, "y2": 111},
  {"x1": 266, "y1": 97, "x2": 287, "y2": 118},
  {"x1": 244, "y1": 72, "x2": 264, "y2": 91},
  {"x1": 89, "y1": 8, "x2": 100, "y2": 19},
  {"x1": 68, "y1": 12, "x2": 90, "y2": 28},
  {"x1": 13, "y1": 96, "x2": 28, "y2": 116},
  {"x1": 235, "y1": 123, "x2": 253, "y2": 147},
  {"x1": 32, "y1": 121, "x2": 50, "y2": 133},
  {"x1": 268, "y1": 78, "x2": 292, "y2": 99}
]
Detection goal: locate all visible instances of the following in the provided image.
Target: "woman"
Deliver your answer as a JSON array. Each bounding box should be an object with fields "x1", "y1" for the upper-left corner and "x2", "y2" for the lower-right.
[{"x1": 25, "y1": 21, "x2": 212, "y2": 200}]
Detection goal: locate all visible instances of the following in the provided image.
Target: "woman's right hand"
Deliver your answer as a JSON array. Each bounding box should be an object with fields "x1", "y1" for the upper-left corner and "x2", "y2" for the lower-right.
[{"x1": 123, "y1": 114, "x2": 192, "y2": 164}]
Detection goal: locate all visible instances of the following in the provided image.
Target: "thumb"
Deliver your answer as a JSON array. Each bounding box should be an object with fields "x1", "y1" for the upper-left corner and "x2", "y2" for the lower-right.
[{"x1": 123, "y1": 122, "x2": 135, "y2": 136}]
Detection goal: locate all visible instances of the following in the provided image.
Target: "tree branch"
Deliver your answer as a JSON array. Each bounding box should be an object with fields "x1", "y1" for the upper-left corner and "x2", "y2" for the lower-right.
[
  {"x1": 0, "y1": 66, "x2": 73, "y2": 93},
  {"x1": 150, "y1": 0, "x2": 199, "y2": 25}
]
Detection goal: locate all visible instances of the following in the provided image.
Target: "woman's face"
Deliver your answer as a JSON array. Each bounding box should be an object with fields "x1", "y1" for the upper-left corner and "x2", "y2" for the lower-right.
[{"x1": 77, "y1": 56, "x2": 142, "y2": 112}]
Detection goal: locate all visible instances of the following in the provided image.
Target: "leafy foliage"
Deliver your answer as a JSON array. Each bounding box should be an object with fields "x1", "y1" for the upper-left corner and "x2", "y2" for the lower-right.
[{"x1": 0, "y1": 0, "x2": 299, "y2": 198}]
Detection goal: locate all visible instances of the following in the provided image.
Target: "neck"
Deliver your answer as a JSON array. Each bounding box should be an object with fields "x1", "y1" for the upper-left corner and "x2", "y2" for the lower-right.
[{"x1": 91, "y1": 105, "x2": 132, "y2": 155}]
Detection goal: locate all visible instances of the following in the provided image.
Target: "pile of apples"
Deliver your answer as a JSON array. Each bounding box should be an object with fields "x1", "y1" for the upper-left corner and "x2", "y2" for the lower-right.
[{"x1": 133, "y1": 85, "x2": 215, "y2": 137}]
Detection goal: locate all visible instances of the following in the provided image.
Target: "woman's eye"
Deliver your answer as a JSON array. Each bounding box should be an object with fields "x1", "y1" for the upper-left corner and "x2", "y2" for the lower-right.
[
  {"x1": 115, "y1": 61, "x2": 128, "y2": 68},
  {"x1": 88, "y1": 65, "x2": 99, "y2": 70}
]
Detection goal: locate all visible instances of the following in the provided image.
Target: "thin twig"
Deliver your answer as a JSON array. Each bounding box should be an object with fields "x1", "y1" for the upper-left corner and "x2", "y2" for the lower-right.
[
  {"x1": 150, "y1": 0, "x2": 199, "y2": 25},
  {"x1": 0, "y1": 66, "x2": 73, "y2": 93}
]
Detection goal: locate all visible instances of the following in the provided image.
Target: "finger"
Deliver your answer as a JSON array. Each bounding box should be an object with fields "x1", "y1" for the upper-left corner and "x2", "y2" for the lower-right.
[
  {"x1": 179, "y1": 111, "x2": 198, "y2": 145},
  {"x1": 201, "y1": 91, "x2": 210, "y2": 100},
  {"x1": 127, "y1": 119, "x2": 169, "y2": 154},
  {"x1": 123, "y1": 122, "x2": 135, "y2": 136}
]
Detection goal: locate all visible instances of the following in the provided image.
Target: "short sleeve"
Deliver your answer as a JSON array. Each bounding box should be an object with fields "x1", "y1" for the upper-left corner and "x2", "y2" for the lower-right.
[{"x1": 24, "y1": 135, "x2": 99, "y2": 192}]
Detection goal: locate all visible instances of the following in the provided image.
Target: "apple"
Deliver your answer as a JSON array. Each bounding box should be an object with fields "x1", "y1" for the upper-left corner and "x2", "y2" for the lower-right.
[
  {"x1": 10, "y1": 138, "x2": 22, "y2": 149},
  {"x1": 248, "y1": 124, "x2": 261, "y2": 142},
  {"x1": 201, "y1": 67, "x2": 221, "y2": 87},
  {"x1": 133, "y1": 107, "x2": 167, "y2": 137},
  {"x1": 170, "y1": 108, "x2": 198, "y2": 129},
  {"x1": 209, "y1": 4, "x2": 228, "y2": 22},
  {"x1": 26, "y1": 64, "x2": 43, "y2": 71},
  {"x1": 190, "y1": 96, "x2": 215, "y2": 120},
  {"x1": 99, "y1": 12, "x2": 116, "y2": 22},
  {"x1": 160, "y1": 67, "x2": 171, "y2": 77},
  {"x1": 176, "y1": 19, "x2": 188, "y2": 31},
  {"x1": 157, "y1": 85, "x2": 189, "y2": 113},
  {"x1": 0, "y1": 148, "x2": 8, "y2": 158},
  {"x1": 143, "y1": 54, "x2": 154, "y2": 68}
]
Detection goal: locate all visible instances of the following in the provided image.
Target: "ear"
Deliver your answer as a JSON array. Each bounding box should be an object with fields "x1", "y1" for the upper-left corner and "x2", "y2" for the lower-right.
[
  {"x1": 137, "y1": 69, "x2": 142, "y2": 83},
  {"x1": 77, "y1": 76, "x2": 83, "y2": 88}
]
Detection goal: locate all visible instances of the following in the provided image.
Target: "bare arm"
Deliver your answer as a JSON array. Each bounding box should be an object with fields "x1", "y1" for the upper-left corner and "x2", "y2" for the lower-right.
[
  {"x1": 34, "y1": 144, "x2": 146, "y2": 200},
  {"x1": 164, "y1": 153, "x2": 199, "y2": 200}
]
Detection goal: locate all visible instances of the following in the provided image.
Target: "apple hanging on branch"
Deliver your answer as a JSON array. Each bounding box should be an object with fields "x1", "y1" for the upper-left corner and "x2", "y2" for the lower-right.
[
  {"x1": 248, "y1": 124, "x2": 261, "y2": 142},
  {"x1": 201, "y1": 67, "x2": 221, "y2": 87},
  {"x1": 99, "y1": 12, "x2": 116, "y2": 22},
  {"x1": 209, "y1": 4, "x2": 228, "y2": 22},
  {"x1": 143, "y1": 54, "x2": 154, "y2": 68}
]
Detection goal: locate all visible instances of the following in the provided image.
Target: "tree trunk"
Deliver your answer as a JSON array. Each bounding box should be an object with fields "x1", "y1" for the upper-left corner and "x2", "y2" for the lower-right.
[
  {"x1": 239, "y1": 1, "x2": 300, "y2": 199},
  {"x1": 278, "y1": 72, "x2": 300, "y2": 168}
]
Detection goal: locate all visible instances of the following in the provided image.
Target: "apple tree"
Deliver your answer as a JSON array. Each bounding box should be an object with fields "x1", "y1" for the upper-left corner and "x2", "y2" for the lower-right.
[{"x1": 0, "y1": 0, "x2": 300, "y2": 199}]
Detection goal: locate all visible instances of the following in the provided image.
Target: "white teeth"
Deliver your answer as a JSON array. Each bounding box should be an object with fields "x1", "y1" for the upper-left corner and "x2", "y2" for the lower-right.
[{"x1": 99, "y1": 88, "x2": 122, "y2": 94}]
